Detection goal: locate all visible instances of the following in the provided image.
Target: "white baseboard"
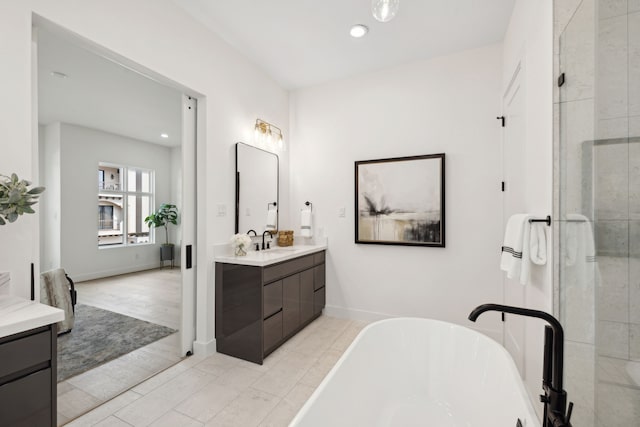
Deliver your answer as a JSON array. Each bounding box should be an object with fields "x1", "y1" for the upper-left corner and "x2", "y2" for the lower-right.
[
  {"x1": 193, "y1": 338, "x2": 216, "y2": 356},
  {"x1": 324, "y1": 304, "x2": 502, "y2": 343},
  {"x1": 323, "y1": 305, "x2": 396, "y2": 323},
  {"x1": 74, "y1": 263, "x2": 163, "y2": 282}
]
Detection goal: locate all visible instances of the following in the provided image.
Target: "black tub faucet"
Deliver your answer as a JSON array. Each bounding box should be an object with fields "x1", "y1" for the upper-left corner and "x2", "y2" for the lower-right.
[
  {"x1": 468, "y1": 303, "x2": 573, "y2": 427},
  {"x1": 262, "y1": 230, "x2": 273, "y2": 250}
]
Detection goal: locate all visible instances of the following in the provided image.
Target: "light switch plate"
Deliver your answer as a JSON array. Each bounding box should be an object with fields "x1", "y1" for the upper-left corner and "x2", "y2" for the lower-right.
[
  {"x1": 338, "y1": 207, "x2": 346, "y2": 217},
  {"x1": 217, "y1": 204, "x2": 227, "y2": 217}
]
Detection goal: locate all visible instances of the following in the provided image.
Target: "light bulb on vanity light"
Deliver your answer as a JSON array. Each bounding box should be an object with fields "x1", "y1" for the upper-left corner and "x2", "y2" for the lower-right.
[{"x1": 372, "y1": 0, "x2": 399, "y2": 23}]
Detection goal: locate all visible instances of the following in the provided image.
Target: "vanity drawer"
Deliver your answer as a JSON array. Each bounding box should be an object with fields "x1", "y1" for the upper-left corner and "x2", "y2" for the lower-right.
[
  {"x1": 263, "y1": 311, "x2": 283, "y2": 352},
  {"x1": 313, "y1": 265, "x2": 325, "y2": 291},
  {"x1": 0, "y1": 329, "x2": 51, "y2": 380},
  {"x1": 313, "y1": 251, "x2": 325, "y2": 265},
  {"x1": 314, "y1": 287, "x2": 325, "y2": 316},
  {"x1": 263, "y1": 255, "x2": 314, "y2": 283},
  {"x1": 0, "y1": 368, "x2": 52, "y2": 427},
  {"x1": 263, "y1": 281, "x2": 283, "y2": 319}
]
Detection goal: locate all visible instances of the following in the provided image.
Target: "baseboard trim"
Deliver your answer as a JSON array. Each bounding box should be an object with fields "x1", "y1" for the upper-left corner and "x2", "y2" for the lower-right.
[
  {"x1": 323, "y1": 305, "x2": 396, "y2": 323},
  {"x1": 74, "y1": 263, "x2": 166, "y2": 282},
  {"x1": 193, "y1": 338, "x2": 216, "y2": 356},
  {"x1": 324, "y1": 305, "x2": 502, "y2": 343}
]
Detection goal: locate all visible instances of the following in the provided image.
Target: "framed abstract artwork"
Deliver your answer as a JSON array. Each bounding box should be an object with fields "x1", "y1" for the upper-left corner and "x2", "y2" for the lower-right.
[{"x1": 355, "y1": 153, "x2": 445, "y2": 247}]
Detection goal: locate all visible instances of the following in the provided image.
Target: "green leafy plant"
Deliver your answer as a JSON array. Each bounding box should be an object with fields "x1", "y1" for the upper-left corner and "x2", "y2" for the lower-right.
[
  {"x1": 144, "y1": 203, "x2": 178, "y2": 245},
  {"x1": 0, "y1": 173, "x2": 45, "y2": 226}
]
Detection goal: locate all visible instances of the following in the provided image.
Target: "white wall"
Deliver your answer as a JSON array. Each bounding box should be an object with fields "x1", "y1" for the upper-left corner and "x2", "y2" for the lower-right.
[
  {"x1": 40, "y1": 123, "x2": 173, "y2": 281},
  {"x1": 170, "y1": 146, "x2": 182, "y2": 267},
  {"x1": 502, "y1": 0, "x2": 553, "y2": 417},
  {"x1": 289, "y1": 44, "x2": 505, "y2": 340},
  {"x1": 39, "y1": 122, "x2": 61, "y2": 272},
  {"x1": 0, "y1": 0, "x2": 289, "y2": 352}
]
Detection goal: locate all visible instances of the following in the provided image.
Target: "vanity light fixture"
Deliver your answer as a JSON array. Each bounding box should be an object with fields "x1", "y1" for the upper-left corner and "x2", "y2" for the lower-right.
[
  {"x1": 372, "y1": 0, "x2": 400, "y2": 23},
  {"x1": 350, "y1": 24, "x2": 369, "y2": 38},
  {"x1": 254, "y1": 118, "x2": 285, "y2": 151}
]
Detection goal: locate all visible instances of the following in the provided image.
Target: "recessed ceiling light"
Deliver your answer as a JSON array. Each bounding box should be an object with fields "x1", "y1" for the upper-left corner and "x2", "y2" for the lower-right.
[
  {"x1": 160, "y1": 133, "x2": 169, "y2": 138},
  {"x1": 350, "y1": 24, "x2": 369, "y2": 38},
  {"x1": 50, "y1": 71, "x2": 68, "y2": 79}
]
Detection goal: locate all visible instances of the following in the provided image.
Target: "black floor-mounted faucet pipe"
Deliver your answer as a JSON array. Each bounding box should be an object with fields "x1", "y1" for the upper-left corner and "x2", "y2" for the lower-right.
[{"x1": 469, "y1": 303, "x2": 573, "y2": 427}]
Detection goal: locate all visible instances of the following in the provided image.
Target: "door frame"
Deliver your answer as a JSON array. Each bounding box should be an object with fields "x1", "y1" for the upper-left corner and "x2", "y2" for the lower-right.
[
  {"x1": 501, "y1": 58, "x2": 527, "y2": 375},
  {"x1": 32, "y1": 15, "x2": 203, "y2": 356}
]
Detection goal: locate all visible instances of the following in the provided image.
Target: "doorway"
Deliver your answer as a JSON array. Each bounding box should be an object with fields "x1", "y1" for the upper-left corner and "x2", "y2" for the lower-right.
[
  {"x1": 34, "y1": 20, "x2": 198, "y2": 424},
  {"x1": 502, "y1": 61, "x2": 527, "y2": 375}
]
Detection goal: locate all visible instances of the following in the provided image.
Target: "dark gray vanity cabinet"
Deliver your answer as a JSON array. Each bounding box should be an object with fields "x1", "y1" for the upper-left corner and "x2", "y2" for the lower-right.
[
  {"x1": 215, "y1": 250, "x2": 326, "y2": 364},
  {"x1": 0, "y1": 324, "x2": 57, "y2": 427}
]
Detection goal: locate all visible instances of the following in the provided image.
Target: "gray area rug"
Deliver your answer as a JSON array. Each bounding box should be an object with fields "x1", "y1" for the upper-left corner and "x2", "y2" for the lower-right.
[{"x1": 57, "y1": 304, "x2": 176, "y2": 382}]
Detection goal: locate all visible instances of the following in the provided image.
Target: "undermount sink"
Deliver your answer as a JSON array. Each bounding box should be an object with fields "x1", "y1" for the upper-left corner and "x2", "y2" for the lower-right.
[{"x1": 264, "y1": 247, "x2": 297, "y2": 253}]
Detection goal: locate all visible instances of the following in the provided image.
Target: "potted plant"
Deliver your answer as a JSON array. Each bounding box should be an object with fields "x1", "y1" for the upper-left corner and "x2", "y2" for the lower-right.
[
  {"x1": 0, "y1": 173, "x2": 45, "y2": 225},
  {"x1": 144, "y1": 203, "x2": 178, "y2": 265}
]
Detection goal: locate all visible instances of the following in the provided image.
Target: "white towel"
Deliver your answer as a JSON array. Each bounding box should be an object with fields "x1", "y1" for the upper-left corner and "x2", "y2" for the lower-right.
[
  {"x1": 266, "y1": 207, "x2": 277, "y2": 231},
  {"x1": 0, "y1": 272, "x2": 9, "y2": 295},
  {"x1": 529, "y1": 223, "x2": 547, "y2": 266},
  {"x1": 300, "y1": 209, "x2": 313, "y2": 237},
  {"x1": 500, "y1": 214, "x2": 533, "y2": 285},
  {"x1": 565, "y1": 214, "x2": 597, "y2": 288},
  {"x1": 0, "y1": 272, "x2": 9, "y2": 288}
]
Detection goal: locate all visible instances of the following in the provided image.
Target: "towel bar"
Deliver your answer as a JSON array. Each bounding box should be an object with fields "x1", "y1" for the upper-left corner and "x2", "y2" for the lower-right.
[
  {"x1": 529, "y1": 215, "x2": 552, "y2": 226},
  {"x1": 303, "y1": 201, "x2": 313, "y2": 211}
]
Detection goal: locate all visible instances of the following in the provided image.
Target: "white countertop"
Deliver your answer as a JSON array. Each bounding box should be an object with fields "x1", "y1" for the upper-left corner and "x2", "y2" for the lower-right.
[
  {"x1": 0, "y1": 295, "x2": 65, "y2": 339},
  {"x1": 214, "y1": 243, "x2": 327, "y2": 267}
]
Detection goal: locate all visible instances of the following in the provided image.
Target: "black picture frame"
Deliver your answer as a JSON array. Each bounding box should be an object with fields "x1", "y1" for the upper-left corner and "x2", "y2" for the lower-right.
[{"x1": 355, "y1": 153, "x2": 445, "y2": 247}]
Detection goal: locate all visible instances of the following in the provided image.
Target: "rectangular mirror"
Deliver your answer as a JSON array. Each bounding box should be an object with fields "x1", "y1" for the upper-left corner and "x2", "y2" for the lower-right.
[{"x1": 235, "y1": 142, "x2": 279, "y2": 234}]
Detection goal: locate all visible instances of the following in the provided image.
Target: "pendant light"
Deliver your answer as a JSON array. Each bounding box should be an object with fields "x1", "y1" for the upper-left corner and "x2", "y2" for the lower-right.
[{"x1": 372, "y1": 0, "x2": 399, "y2": 23}]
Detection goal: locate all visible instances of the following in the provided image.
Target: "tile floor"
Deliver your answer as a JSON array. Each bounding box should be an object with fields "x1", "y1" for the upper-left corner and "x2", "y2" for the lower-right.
[
  {"x1": 595, "y1": 356, "x2": 640, "y2": 427},
  {"x1": 58, "y1": 269, "x2": 183, "y2": 425},
  {"x1": 64, "y1": 316, "x2": 367, "y2": 427}
]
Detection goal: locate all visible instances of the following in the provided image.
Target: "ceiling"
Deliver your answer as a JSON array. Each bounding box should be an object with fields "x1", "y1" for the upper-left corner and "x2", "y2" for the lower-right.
[
  {"x1": 38, "y1": 28, "x2": 182, "y2": 147},
  {"x1": 174, "y1": 0, "x2": 516, "y2": 89},
  {"x1": 37, "y1": 1, "x2": 516, "y2": 145}
]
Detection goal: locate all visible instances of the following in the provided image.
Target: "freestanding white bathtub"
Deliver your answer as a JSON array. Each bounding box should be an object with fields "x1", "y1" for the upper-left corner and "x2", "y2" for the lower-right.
[{"x1": 290, "y1": 317, "x2": 540, "y2": 427}]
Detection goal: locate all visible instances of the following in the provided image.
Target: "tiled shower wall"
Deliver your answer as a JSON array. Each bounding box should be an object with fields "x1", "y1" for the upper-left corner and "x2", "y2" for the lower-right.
[{"x1": 555, "y1": 0, "x2": 640, "y2": 425}]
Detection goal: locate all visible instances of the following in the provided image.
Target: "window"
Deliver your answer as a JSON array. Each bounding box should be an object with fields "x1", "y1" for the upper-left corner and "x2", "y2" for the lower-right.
[{"x1": 98, "y1": 163, "x2": 154, "y2": 247}]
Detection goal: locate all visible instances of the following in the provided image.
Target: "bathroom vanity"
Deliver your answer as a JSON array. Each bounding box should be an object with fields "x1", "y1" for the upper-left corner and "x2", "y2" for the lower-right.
[
  {"x1": 215, "y1": 245, "x2": 326, "y2": 364},
  {"x1": 0, "y1": 296, "x2": 64, "y2": 427}
]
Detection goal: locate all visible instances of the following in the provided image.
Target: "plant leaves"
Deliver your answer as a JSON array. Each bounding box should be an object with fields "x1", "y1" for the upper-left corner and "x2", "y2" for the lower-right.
[
  {"x1": 7, "y1": 190, "x2": 20, "y2": 204},
  {"x1": 27, "y1": 186, "x2": 45, "y2": 195},
  {"x1": 0, "y1": 172, "x2": 45, "y2": 224}
]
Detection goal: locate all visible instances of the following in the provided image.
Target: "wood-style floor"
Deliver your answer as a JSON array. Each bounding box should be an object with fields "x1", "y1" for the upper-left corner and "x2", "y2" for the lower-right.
[{"x1": 57, "y1": 268, "x2": 182, "y2": 426}]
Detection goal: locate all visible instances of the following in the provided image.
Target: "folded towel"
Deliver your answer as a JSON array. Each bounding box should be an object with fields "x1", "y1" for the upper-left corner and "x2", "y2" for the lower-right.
[
  {"x1": 565, "y1": 214, "x2": 595, "y2": 266},
  {"x1": 500, "y1": 214, "x2": 533, "y2": 285},
  {"x1": 301, "y1": 209, "x2": 313, "y2": 237},
  {"x1": 565, "y1": 214, "x2": 597, "y2": 288},
  {"x1": 529, "y1": 223, "x2": 547, "y2": 266},
  {"x1": 0, "y1": 272, "x2": 9, "y2": 295},
  {"x1": 266, "y1": 207, "x2": 277, "y2": 231},
  {"x1": 0, "y1": 272, "x2": 9, "y2": 288}
]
